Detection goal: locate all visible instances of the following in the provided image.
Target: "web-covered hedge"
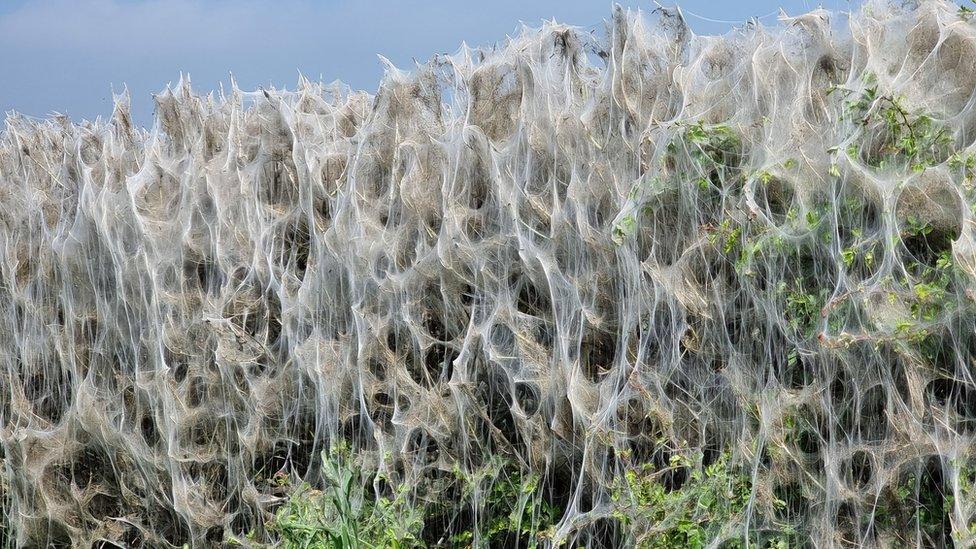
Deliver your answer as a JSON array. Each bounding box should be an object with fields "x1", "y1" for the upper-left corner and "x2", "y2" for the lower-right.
[{"x1": 2, "y1": 1, "x2": 976, "y2": 546}]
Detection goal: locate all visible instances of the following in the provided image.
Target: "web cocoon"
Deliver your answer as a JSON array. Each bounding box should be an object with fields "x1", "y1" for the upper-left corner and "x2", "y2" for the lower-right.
[{"x1": 2, "y1": 0, "x2": 976, "y2": 546}]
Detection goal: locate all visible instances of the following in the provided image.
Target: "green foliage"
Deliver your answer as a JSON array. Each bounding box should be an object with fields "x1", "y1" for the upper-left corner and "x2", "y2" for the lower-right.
[
  {"x1": 841, "y1": 247, "x2": 856, "y2": 267},
  {"x1": 612, "y1": 214, "x2": 637, "y2": 245},
  {"x1": 610, "y1": 452, "x2": 780, "y2": 548},
  {"x1": 269, "y1": 442, "x2": 423, "y2": 549},
  {"x1": 893, "y1": 468, "x2": 952, "y2": 544},
  {"x1": 952, "y1": 459, "x2": 976, "y2": 542},
  {"x1": 683, "y1": 122, "x2": 739, "y2": 162},
  {"x1": 714, "y1": 218, "x2": 742, "y2": 255},
  {"x1": 783, "y1": 285, "x2": 827, "y2": 337},
  {"x1": 269, "y1": 448, "x2": 560, "y2": 549},
  {"x1": 669, "y1": 120, "x2": 741, "y2": 191},
  {"x1": 449, "y1": 458, "x2": 561, "y2": 548},
  {"x1": 833, "y1": 73, "x2": 953, "y2": 170},
  {"x1": 904, "y1": 246, "x2": 955, "y2": 324},
  {"x1": 948, "y1": 151, "x2": 975, "y2": 177},
  {"x1": 613, "y1": 122, "x2": 741, "y2": 245},
  {"x1": 904, "y1": 215, "x2": 934, "y2": 238},
  {"x1": 801, "y1": 202, "x2": 835, "y2": 243}
]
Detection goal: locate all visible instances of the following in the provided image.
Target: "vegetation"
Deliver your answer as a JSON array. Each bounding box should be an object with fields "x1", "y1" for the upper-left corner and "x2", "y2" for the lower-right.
[
  {"x1": 267, "y1": 443, "x2": 423, "y2": 549},
  {"x1": 952, "y1": 459, "x2": 976, "y2": 544},
  {"x1": 268, "y1": 446, "x2": 815, "y2": 548},
  {"x1": 447, "y1": 458, "x2": 561, "y2": 548},
  {"x1": 831, "y1": 72, "x2": 954, "y2": 171},
  {"x1": 266, "y1": 445, "x2": 560, "y2": 548},
  {"x1": 613, "y1": 121, "x2": 741, "y2": 245},
  {"x1": 610, "y1": 451, "x2": 795, "y2": 548}
]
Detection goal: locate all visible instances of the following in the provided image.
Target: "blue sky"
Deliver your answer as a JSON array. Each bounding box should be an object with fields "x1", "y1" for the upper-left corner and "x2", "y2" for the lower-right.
[{"x1": 0, "y1": 0, "x2": 855, "y2": 127}]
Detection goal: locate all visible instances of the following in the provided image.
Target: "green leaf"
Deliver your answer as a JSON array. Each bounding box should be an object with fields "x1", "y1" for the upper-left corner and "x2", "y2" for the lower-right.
[
  {"x1": 612, "y1": 215, "x2": 637, "y2": 245},
  {"x1": 841, "y1": 248, "x2": 855, "y2": 267}
]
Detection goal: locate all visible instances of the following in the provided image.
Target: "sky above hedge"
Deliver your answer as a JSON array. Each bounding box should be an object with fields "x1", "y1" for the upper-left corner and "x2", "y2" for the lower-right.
[{"x1": 0, "y1": 0, "x2": 854, "y2": 126}]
